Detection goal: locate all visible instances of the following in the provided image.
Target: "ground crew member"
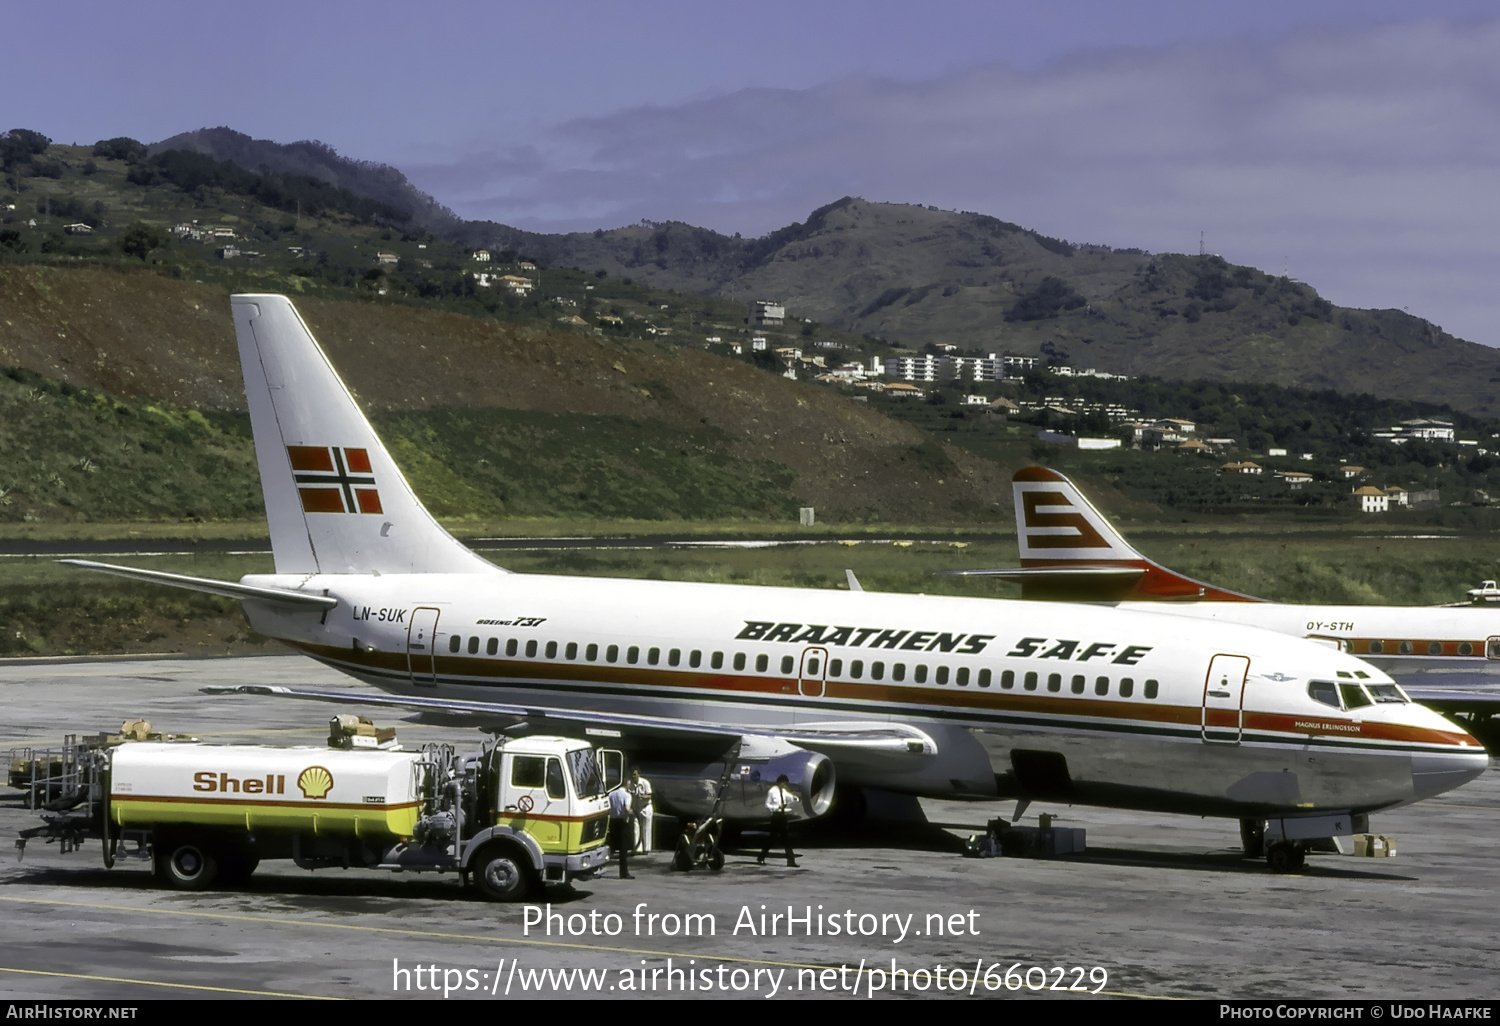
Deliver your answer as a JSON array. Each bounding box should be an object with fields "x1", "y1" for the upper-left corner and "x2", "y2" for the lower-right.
[
  {"x1": 608, "y1": 781, "x2": 634, "y2": 879},
  {"x1": 629, "y1": 767, "x2": 654, "y2": 852},
  {"x1": 759, "y1": 774, "x2": 799, "y2": 867}
]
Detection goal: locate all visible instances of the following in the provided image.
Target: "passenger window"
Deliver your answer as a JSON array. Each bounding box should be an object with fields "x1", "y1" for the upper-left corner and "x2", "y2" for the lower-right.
[
  {"x1": 979, "y1": 668, "x2": 992, "y2": 688},
  {"x1": 850, "y1": 660, "x2": 864, "y2": 679},
  {"x1": 936, "y1": 666, "x2": 949, "y2": 686},
  {"x1": 781, "y1": 655, "x2": 795, "y2": 674},
  {"x1": 892, "y1": 663, "x2": 906, "y2": 682},
  {"x1": 755, "y1": 654, "x2": 768, "y2": 672},
  {"x1": 487, "y1": 638, "x2": 498, "y2": 656},
  {"x1": 669, "y1": 648, "x2": 680, "y2": 666},
  {"x1": 606, "y1": 645, "x2": 619, "y2": 663},
  {"x1": 1339, "y1": 683, "x2": 1373, "y2": 709},
  {"x1": 1095, "y1": 676, "x2": 1109, "y2": 696},
  {"x1": 806, "y1": 657, "x2": 820, "y2": 675},
  {"x1": 545, "y1": 758, "x2": 567, "y2": 800},
  {"x1": 511, "y1": 756, "x2": 545, "y2": 789},
  {"x1": 545, "y1": 641, "x2": 557, "y2": 659},
  {"x1": 998, "y1": 670, "x2": 1012, "y2": 689},
  {"x1": 468, "y1": 636, "x2": 479, "y2": 655},
  {"x1": 1459, "y1": 642, "x2": 1474, "y2": 657},
  {"x1": 1397, "y1": 641, "x2": 1414, "y2": 655},
  {"x1": 711, "y1": 651, "x2": 724, "y2": 669},
  {"x1": 1047, "y1": 673, "x2": 1062, "y2": 693},
  {"x1": 1368, "y1": 640, "x2": 1384, "y2": 654},
  {"x1": 1024, "y1": 671, "x2": 1038, "y2": 691},
  {"x1": 1308, "y1": 681, "x2": 1340, "y2": 708},
  {"x1": 628, "y1": 646, "x2": 639, "y2": 664},
  {"x1": 1144, "y1": 679, "x2": 1159, "y2": 699},
  {"x1": 526, "y1": 640, "x2": 538, "y2": 658},
  {"x1": 1120, "y1": 677, "x2": 1134, "y2": 697},
  {"x1": 648, "y1": 647, "x2": 660, "y2": 665},
  {"x1": 565, "y1": 642, "x2": 577, "y2": 660},
  {"x1": 830, "y1": 659, "x2": 843, "y2": 676},
  {"x1": 689, "y1": 650, "x2": 701, "y2": 668},
  {"x1": 733, "y1": 653, "x2": 746, "y2": 671},
  {"x1": 914, "y1": 665, "x2": 928, "y2": 684},
  {"x1": 1070, "y1": 674, "x2": 1085, "y2": 695},
  {"x1": 507, "y1": 639, "x2": 518, "y2": 657},
  {"x1": 449, "y1": 636, "x2": 461, "y2": 653},
  {"x1": 586, "y1": 643, "x2": 598, "y2": 661},
  {"x1": 957, "y1": 667, "x2": 969, "y2": 686},
  {"x1": 871, "y1": 661, "x2": 885, "y2": 681}
]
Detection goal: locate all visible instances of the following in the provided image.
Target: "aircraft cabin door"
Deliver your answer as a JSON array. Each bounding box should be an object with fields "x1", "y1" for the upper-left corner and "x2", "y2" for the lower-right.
[
  {"x1": 799, "y1": 646, "x2": 829, "y2": 698},
  {"x1": 1201, "y1": 653, "x2": 1250, "y2": 744},
  {"x1": 407, "y1": 607, "x2": 441, "y2": 687}
]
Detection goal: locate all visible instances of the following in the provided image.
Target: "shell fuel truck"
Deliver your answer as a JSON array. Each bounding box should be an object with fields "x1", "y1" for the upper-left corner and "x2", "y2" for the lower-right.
[{"x1": 11, "y1": 717, "x2": 611, "y2": 900}]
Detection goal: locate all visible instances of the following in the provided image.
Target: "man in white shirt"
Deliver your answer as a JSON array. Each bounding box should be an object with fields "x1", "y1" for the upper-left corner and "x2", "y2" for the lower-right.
[
  {"x1": 628, "y1": 768, "x2": 654, "y2": 853},
  {"x1": 759, "y1": 774, "x2": 800, "y2": 867}
]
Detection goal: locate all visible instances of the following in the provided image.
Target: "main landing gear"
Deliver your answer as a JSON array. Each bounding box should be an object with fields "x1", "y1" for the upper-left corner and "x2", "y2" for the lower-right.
[{"x1": 1241, "y1": 818, "x2": 1307, "y2": 873}]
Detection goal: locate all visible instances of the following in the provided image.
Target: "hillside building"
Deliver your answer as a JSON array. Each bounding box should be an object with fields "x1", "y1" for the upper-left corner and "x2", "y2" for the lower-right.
[{"x1": 748, "y1": 300, "x2": 785, "y2": 327}]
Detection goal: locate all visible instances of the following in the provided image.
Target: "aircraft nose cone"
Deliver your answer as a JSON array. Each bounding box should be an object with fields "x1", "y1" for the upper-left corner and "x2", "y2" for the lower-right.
[{"x1": 1410, "y1": 749, "x2": 1491, "y2": 801}]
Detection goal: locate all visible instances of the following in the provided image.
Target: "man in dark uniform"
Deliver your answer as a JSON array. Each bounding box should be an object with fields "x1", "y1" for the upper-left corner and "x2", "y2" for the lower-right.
[
  {"x1": 759, "y1": 774, "x2": 800, "y2": 867},
  {"x1": 608, "y1": 780, "x2": 634, "y2": 879}
]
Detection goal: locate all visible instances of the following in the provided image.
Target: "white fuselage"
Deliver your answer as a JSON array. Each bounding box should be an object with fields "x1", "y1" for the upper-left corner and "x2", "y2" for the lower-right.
[
  {"x1": 1115, "y1": 601, "x2": 1500, "y2": 684},
  {"x1": 240, "y1": 571, "x2": 1488, "y2": 821}
]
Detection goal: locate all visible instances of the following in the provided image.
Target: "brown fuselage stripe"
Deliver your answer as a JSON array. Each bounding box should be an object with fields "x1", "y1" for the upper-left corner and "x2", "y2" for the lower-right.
[{"x1": 289, "y1": 641, "x2": 1476, "y2": 750}]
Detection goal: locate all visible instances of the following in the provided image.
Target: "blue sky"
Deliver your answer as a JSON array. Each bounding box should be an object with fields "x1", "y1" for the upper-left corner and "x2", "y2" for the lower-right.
[{"x1": 6, "y1": 1, "x2": 1500, "y2": 347}]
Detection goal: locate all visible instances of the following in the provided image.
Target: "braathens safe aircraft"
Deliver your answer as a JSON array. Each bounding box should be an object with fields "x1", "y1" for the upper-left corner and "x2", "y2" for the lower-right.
[
  {"x1": 959, "y1": 466, "x2": 1500, "y2": 719},
  {"x1": 65, "y1": 296, "x2": 1488, "y2": 872}
]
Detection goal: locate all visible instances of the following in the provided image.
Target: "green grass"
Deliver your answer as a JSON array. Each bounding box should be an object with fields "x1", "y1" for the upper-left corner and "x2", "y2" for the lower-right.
[{"x1": 7, "y1": 530, "x2": 1500, "y2": 657}]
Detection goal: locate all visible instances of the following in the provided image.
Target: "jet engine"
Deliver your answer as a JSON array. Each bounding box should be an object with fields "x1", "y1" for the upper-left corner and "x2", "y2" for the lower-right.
[{"x1": 638, "y1": 736, "x2": 836, "y2": 822}]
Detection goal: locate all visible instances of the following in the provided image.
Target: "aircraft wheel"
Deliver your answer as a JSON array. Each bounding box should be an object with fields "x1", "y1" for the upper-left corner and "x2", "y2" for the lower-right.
[
  {"x1": 155, "y1": 836, "x2": 220, "y2": 891},
  {"x1": 1240, "y1": 819, "x2": 1266, "y2": 859},
  {"x1": 708, "y1": 845, "x2": 725, "y2": 872},
  {"x1": 1265, "y1": 842, "x2": 1304, "y2": 874},
  {"x1": 473, "y1": 844, "x2": 535, "y2": 902}
]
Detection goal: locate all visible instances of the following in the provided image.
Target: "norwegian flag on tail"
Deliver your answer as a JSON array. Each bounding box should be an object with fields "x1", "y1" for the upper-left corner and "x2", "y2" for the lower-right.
[{"x1": 287, "y1": 446, "x2": 383, "y2": 515}]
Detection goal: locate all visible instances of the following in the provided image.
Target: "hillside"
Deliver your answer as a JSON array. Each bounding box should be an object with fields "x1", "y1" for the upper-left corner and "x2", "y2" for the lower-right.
[
  {"x1": 462, "y1": 198, "x2": 1500, "y2": 415},
  {"x1": 85, "y1": 128, "x2": 1500, "y2": 413},
  {"x1": 0, "y1": 266, "x2": 1013, "y2": 524}
]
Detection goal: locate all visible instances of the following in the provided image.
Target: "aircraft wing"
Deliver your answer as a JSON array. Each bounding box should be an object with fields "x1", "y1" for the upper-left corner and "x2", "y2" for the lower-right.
[
  {"x1": 1403, "y1": 687, "x2": 1500, "y2": 715},
  {"x1": 201, "y1": 684, "x2": 937, "y2": 754}
]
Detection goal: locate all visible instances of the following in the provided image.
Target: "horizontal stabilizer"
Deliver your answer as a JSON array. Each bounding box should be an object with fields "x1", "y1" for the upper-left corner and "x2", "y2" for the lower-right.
[{"x1": 60, "y1": 559, "x2": 338, "y2": 610}]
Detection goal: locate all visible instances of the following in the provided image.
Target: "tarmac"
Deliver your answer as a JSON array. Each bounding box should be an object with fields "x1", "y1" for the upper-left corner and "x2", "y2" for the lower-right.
[{"x1": 1, "y1": 654, "x2": 1496, "y2": 1001}]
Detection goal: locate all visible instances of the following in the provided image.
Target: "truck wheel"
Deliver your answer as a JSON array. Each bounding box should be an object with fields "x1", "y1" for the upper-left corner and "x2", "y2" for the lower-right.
[
  {"x1": 156, "y1": 838, "x2": 219, "y2": 890},
  {"x1": 473, "y1": 845, "x2": 534, "y2": 902}
]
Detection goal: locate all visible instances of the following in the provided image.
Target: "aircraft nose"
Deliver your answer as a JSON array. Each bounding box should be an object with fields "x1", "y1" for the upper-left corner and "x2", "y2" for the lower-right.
[{"x1": 1410, "y1": 749, "x2": 1491, "y2": 801}]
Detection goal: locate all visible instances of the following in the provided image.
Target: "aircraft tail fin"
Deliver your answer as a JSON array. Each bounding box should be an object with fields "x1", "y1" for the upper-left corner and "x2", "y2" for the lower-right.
[
  {"x1": 1011, "y1": 466, "x2": 1258, "y2": 602},
  {"x1": 230, "y1": 294, "x2": 503, "y2": 576}
]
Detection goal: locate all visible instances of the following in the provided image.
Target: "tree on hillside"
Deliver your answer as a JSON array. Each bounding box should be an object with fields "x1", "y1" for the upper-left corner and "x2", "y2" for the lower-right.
[
  {"x1": 92, "y1": 137, "x2": 147, "y2": 162},
  {"x1": 120, "y1": 222, "x2": 169, "y2": 262},
  {"x1": 1005, "y1": 276, "x2": 1086, "y2": 322},
  {"x1": 1, "y1": 129, "x2": 51, "y2": 170}
]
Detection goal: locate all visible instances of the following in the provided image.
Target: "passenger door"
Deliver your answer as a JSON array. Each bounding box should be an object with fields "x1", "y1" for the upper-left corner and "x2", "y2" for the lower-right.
[
  {"x1": 1201, "y1": 654, "x2": 1250, "y2": 744},
  {"x1": 407, "y1": 607, "x2": 440, "y2": 687}
]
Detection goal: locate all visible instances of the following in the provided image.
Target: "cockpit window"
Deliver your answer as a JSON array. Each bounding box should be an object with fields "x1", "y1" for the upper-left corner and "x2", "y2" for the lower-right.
[
  {"x1": 1366, "y1": 684, "x2": 1407, "y2": 704},
  {"x1": 1308, "y1": 681, "x2": 1340, "y2": 709},
  {"x1": 1339, "y1": 683, "x2": 1373, "y2": 710}
]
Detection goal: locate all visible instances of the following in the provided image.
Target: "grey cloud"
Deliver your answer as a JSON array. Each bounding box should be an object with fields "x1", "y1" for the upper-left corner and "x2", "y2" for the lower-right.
[{"x1": 403, "y1": 19, "x2": 1500, "y2": 344}]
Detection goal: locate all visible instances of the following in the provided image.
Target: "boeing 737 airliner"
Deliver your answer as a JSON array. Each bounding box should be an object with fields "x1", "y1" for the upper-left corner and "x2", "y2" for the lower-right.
[{"x1": 65, "y1": 296, "x2": 1489, "y2": 871}]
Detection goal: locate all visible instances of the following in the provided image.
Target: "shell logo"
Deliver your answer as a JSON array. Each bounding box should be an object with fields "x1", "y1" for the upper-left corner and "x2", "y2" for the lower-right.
[{"x1": 296, "y1": 765, "x2": 335, "y2": 799}]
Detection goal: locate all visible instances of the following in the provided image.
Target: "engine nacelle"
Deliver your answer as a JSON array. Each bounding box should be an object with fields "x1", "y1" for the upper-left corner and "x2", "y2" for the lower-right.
[{"x1": 639, "y1": 737, "x2": 836, "y2": 823}]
